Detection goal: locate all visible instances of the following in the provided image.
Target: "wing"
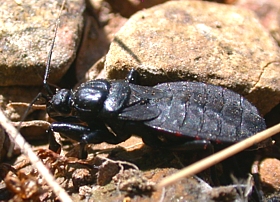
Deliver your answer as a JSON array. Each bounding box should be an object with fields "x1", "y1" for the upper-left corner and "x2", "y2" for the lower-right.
[
  {"x1": 128, "y1": 83, "x2": 165, "y2": 100},
  {"x1": 118, "y1": 84, "x2": 164, "y2": 121},
  {"x1": 118, "y1": 104, "x2": 161, "y2": 121}
]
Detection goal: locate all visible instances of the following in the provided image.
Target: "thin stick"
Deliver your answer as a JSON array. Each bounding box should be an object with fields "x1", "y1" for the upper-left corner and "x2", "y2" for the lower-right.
[
  {"x1": 157, "y1": 123, "x2": 280, "y2": 189},
  {"x1": 0, "y1": 108, "x2": 73, "y2": 202}
]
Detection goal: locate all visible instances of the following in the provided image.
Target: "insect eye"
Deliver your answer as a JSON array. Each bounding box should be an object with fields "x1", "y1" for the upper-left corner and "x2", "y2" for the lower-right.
[{"x1": 48, "y1": 89, "x2": 73, "y2": 115}]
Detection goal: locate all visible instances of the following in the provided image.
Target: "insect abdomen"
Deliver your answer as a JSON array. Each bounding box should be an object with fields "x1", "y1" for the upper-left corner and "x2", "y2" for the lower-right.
[{"x1": 146, "y1": 82, "x2": 265, "y2": 143}]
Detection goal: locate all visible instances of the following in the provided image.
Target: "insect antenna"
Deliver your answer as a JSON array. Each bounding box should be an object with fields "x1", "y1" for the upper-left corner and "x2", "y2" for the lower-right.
[
  {"x1": 44, "y1": 0, "x2": 67, "y2": 98},
  {"x1": 43, "y1": 16, "x2": 61, "y2": 97},
  {"x1": 15, "y1": 0, "x2": 66, "y2": 130}
]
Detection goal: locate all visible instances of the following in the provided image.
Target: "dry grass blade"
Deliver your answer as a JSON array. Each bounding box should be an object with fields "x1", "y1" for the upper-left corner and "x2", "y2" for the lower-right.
[
  {"x1": 0, "y1": 108, "x2": 73, "y2": 202},
  {"x1": 157, "y1": 123, "x2": 280, "y2": 189}
]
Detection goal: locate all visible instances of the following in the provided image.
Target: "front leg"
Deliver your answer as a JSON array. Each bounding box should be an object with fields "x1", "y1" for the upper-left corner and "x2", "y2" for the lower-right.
[{"x1": 48, "y1": 122, "x2": 129, "y2": 159}]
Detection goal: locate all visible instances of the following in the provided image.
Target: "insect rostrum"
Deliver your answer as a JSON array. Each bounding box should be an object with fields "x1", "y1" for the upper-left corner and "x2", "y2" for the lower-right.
[{"x1": 46, "y1": 69, "x2": 266, "y2": 159}]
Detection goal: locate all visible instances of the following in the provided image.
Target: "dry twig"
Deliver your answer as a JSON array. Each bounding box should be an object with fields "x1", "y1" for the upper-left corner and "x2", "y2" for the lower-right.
[
  {"x1": 0, "y1": 108, "x2": 73, "y2": 201},
  {"x1": 157, "y1": 123, "x2": 280, "y2": 189}
]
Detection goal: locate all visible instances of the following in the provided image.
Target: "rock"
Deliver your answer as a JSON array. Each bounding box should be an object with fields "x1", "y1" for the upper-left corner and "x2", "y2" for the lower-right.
[
  {"x1": 0, "y1": 0, "x2": 84, "y2": 86},
  {"x1": 105, "y1": 0, "x2": 169, "y2": 18},
  {"x1": 236, "y1": 0, "x2": 280, "y2": 45},
  {"x1": 105, "y1": 1, "x2": 280, "y2": 115},
  {"x1": 72, "y1": 168, "x2": 95, "y2": 188},
  {"x1": 84, "y1": 56, "x2": 106, "y2": 83},
  {"x1": 75, "y1": 11, "x2": 127, "y2": 82},
  {"x1": 259, "y1": 158, "x2": 280, "y2": 191}
]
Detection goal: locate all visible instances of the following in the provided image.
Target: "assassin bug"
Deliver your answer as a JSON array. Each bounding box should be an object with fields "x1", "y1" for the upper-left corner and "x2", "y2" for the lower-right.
[
  {"x1": 46, "y1": 71, "x2": 266, "y2": 159},
  {"x1": 40, "y1": 6, "x2": 266, "y2": 160}
]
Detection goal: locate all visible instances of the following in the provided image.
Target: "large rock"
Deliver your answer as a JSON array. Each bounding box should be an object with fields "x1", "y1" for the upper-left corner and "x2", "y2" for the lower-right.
[
  {"x1": 105, "y1": 1, "x2": 280, "y2": 115},
  {"x1": 0, "y1": 0, "x2": 84, "y2": 86}
]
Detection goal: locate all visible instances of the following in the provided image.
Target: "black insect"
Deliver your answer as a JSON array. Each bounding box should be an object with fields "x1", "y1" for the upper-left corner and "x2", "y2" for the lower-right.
[
  {"x1": 44, "y1": 66, "x2": 266, "y2": 158},
  {"x1": 42, "y1": 14, "x2": 266, "y2": 159}
]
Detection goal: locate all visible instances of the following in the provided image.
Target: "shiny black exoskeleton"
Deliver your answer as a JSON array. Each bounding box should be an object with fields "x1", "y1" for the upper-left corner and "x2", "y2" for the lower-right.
[{"x1": 47, "y1": 69, "x2": 266, "y2": 158}]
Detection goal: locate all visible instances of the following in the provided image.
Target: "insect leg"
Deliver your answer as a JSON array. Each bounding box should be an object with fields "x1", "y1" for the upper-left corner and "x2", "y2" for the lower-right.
[
  {"x1": 48, "y1": 122, "x2": 128, "y2": 158},
  {"x1": 48, "y1": 123, "x2": 94, "y2": 158},
  {"x1": 126, "y1": 69, "x2": 140, "y2": 84}
]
